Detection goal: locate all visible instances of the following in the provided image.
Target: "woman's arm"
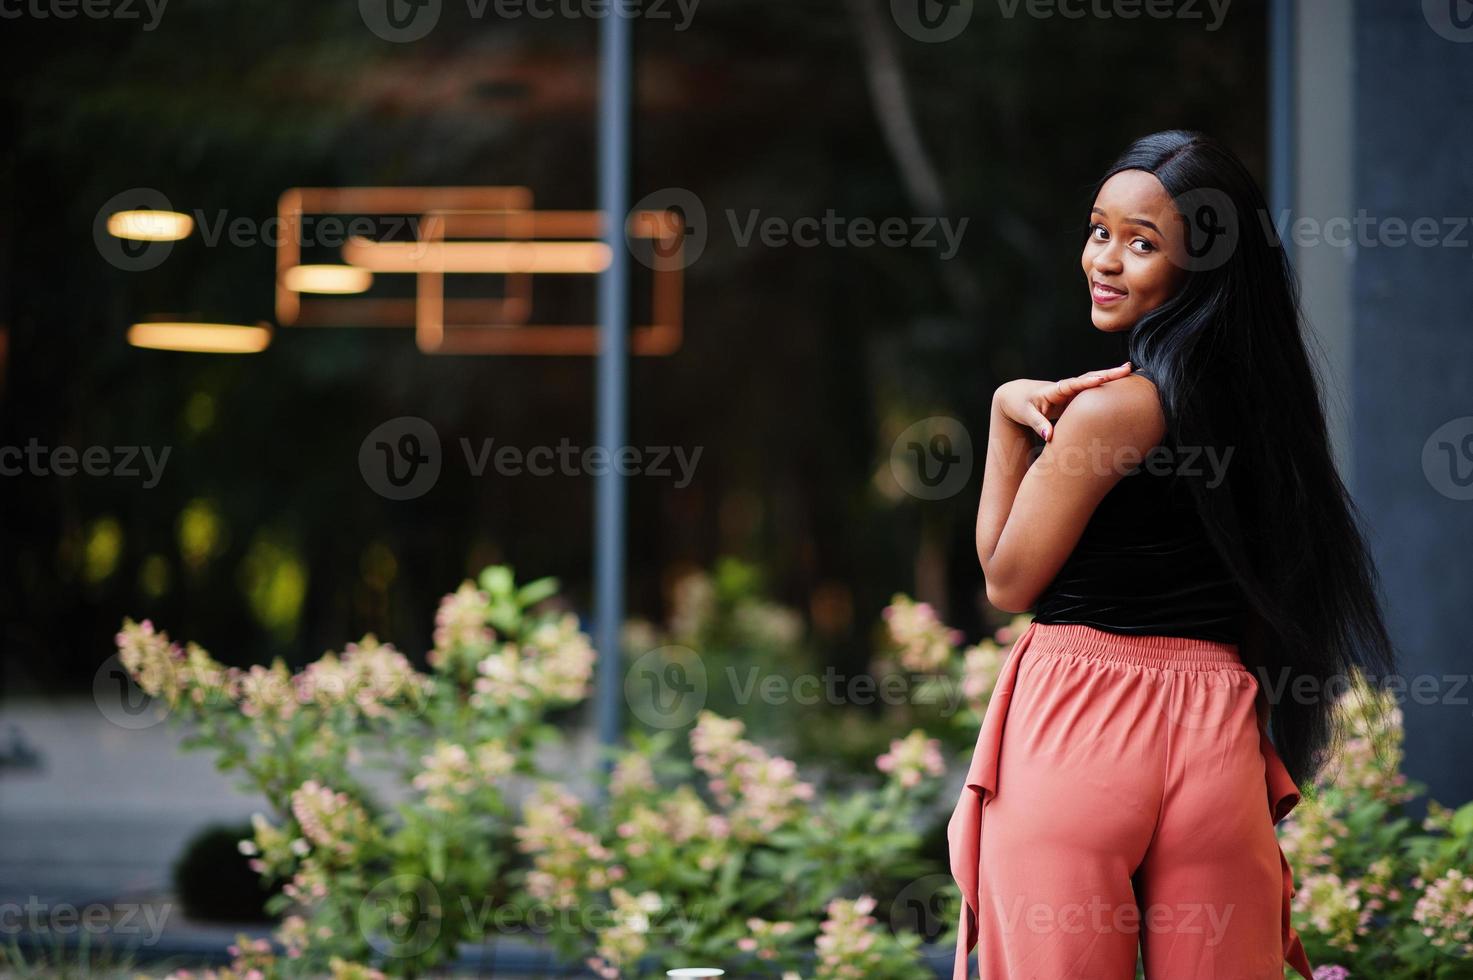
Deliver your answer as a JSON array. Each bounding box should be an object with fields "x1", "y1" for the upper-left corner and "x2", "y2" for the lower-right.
[
  {"x1": 975, "y1": 385, "x2": 1041, "y2": 575},
  {"x1": 979, "y1": 373, "x2": 1166, "y2": 612},
  {"x1": 975, "y1": 364, "x2": 1133, "y2": 573}
]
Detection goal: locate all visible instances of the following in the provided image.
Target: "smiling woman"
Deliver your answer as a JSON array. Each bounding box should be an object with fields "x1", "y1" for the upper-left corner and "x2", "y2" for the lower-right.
[
  {"x1": 950, "y1": 129, "x2": 1400, "y2": 980},
  {"x1": 1082, "y1": 169, "x2": 1190, "y2": 333}
]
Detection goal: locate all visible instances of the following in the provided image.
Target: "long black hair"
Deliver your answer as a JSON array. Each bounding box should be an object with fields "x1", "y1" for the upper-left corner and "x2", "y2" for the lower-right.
[{"x1": 1088, "y1": 130, "x2": 1399, "y2": 789}]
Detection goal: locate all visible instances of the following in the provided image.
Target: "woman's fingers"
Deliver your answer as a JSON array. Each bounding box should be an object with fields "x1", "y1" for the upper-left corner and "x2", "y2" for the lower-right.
[
  {"x1": 1029, "y1": 406, "x2": 1053, "y2": 441},
  {"x1": 1014, "y1": 405, "x2": 1053, "y2": 441},
  {"x1": 1058, "y1": 361, "x2": 1133, "y2": 397},
  {"x1": 1072, "y1": 362, "x2": 1132, "y2": 389},
  {"x1": 1036, "y1": 362, "x2": 1135, "y2": 430}
]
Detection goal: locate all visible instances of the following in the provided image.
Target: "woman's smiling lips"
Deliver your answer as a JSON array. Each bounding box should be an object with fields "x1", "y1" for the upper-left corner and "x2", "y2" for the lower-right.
[{"x1": 1091, "y1": 279, "x2": 1128, "y2": 305}]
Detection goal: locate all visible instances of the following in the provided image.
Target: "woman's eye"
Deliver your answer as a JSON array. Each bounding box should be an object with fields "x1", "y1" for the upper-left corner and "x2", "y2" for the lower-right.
[
  {"x1": 1089, "y1": 223, "x2": 1107, "y2": 240},
  {"x1": 1131, "y1": 239, "x2": 1155, "y2": 253}
]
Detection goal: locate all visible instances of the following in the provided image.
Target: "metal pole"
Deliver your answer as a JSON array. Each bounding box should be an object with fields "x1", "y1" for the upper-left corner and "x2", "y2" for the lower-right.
[{"x1": 592, "y1": 0, "x2": 632, "y2": 796}]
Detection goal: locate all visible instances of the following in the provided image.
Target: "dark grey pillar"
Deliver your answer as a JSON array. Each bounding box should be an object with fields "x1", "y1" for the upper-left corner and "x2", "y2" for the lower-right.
[{"x1": 1347, "y1": 1, "x2": 1473, "y2": 807}]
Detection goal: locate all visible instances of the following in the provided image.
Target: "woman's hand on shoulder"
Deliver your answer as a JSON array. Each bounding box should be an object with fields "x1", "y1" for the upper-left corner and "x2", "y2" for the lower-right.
[
  {"x1": 1046, "y1": 369, "x2": 1165, "y2": 453},
  {"x1": 981, "y1": 368, "x2": 1165, "y2": 612},
  {"x1": 994, "y1": 361, "x2": 1134, "y2": 441}
]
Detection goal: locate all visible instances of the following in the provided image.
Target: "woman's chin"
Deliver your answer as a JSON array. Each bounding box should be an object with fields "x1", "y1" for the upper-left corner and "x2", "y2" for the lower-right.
[{"x1": 1090, "y1": 308, "x2": 1135, "y2": 333}]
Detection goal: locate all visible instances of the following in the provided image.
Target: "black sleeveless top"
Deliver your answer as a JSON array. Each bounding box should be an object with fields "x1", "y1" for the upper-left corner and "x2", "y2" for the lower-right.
[{"x1": 1029, "y1": 441, "x2": 1244, "y2": 643}]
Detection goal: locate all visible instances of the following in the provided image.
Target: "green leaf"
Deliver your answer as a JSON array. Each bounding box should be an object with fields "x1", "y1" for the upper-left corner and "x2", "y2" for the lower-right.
[
  {"x1": 487, "y1": 602, "x2": 520, "y2": 635},
  {"x1": 516, "y1": 577, "x2": 560, "y2": 608},
  {"x1": 479, "y1": 566, "x2": 515, "y2": 599},
  {"x1": 1450, "y1": 801, "x2": 1473, "y2": 837},
  {"x1": 715, "y1": 851, "x2": 745, "y2": 900}
]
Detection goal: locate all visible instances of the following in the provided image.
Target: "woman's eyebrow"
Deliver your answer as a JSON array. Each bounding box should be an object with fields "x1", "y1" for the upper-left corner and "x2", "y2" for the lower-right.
[{"x1": 1092, "y1": 206, "x2": 1163, "y2": 235}]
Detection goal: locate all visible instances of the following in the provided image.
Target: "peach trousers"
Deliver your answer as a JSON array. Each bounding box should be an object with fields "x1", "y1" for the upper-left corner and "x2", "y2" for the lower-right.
[{"x1": 947, "y1": 621, "x2": 1314, "y2": 980}]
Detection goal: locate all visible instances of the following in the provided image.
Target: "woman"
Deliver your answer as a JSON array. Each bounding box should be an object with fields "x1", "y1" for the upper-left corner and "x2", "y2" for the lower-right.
[{"x1": 947, "y1": 130, "x2": 1398, "y2": 979}]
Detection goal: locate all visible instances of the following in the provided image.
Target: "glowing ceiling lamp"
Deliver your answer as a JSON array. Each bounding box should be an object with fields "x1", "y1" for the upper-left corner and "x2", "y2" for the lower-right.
[
  {"x1": 127, "y1": 321, "x2": 272, "y2": 354},
  {"x1": 342, "y1": 236, "x2": 612, "y2": 274},
  {"x1": 282, "y1": 264, "x2": 373, "y2": 294},
  {"x1": 107, "y1": 210, "x2": 194, "y2": 242}
]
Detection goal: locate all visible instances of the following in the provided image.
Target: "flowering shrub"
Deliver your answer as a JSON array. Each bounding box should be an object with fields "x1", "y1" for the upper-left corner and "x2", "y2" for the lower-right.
[
  {"x1": 861, "y1": 595, "x2": 1025, "y2": 754},
  {"x1": 659, "y1": 558, "x2": 806, "y2": 655},
  {"x1": 1279, "y1": 672, "x2": 1473, "y2": 979},
  {"x1": 155, "y1": 934, "x2": 387, "y2": 980},
  {"x1": 116, "y1": 566, "x2": 596, "y2": 977},
  {"x1": 511, "y1": 710, "x2": 948, "y2": 978},
  {"x1": 120, "y1": 569, "x2": 1473, "y2": 978},
  {"x1": 621, "y1": 558, "x2": 812, "y2": 747}
]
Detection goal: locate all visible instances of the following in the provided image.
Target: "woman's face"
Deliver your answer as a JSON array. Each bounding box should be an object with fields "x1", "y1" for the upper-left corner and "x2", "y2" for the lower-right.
[{"x1": 1081, "y1": 168, "x2": 1189, "y2": 333}]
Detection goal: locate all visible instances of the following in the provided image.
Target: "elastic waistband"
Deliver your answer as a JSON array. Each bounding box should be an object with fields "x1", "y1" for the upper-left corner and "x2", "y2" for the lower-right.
[{"x1": 1027, "y1": 622, "x2": 1247, "y2": 672}]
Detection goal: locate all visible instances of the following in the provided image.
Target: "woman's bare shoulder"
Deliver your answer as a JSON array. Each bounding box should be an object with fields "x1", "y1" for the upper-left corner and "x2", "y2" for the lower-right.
[{"x1": 1053, "y1": 372, "x2": 1166, "y2": 450}]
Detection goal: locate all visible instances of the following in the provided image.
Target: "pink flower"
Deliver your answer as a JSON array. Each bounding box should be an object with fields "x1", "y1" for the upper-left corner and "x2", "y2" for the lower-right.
[{"x1": 875, "y1": 730, "x2": 945, "y2": 789}]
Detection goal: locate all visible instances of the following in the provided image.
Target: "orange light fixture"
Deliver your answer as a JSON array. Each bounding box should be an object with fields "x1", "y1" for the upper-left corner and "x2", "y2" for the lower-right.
[
  {"x1": 283, "y1": 264, "x2": 373, "y2": 294},
  {"x1": 342, "y1": 237, "x2": 612, "y2": 274},
  {"x1": 127, "y1": 321, "x2": 272, "y2": 354},
  {"x1": 107, "y1": 210, "x2": 194, "y2": 242},
  {"x1": 274, "y1": 186, "x2": 533, "y2": 327}
]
